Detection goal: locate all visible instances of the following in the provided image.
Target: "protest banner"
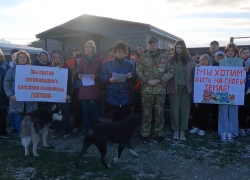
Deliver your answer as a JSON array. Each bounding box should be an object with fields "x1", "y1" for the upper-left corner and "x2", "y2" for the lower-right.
[
  {"x1": 193, "y1": 66, "x2": 246, "y2": 105},
  {"x1": 15, "y1": 65, "x2": 68, "y2": 102}
]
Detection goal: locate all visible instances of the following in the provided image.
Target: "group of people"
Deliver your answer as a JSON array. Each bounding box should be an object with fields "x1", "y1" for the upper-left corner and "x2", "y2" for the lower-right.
[{"x1": 0, "y1": 37, "x2": 250, "y2": 144}]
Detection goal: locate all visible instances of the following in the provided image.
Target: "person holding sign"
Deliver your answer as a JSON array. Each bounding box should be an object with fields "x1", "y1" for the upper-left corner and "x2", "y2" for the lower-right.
[
  {"x1": 168, "y1": 40, "x2": 196, "y2": 140},
  {"x1": 218, "y1": 43, "x2": 244, "y2": 141},
  {"x1": 137, "y1": 37, "x2": 174, "y2": 144},
  {"x1": 190, "y1": 54, "x2": 211, "y2": 136},
  {"x1": 78, "y1": 40, "x2": 103, "y2": 134},
  {"x1": 101, "y1": 41, "x2": 136, "y2": 123},
  {"x1": 50, "y1": 49, "x2": 72, "y2": 139},
  {"x1": 3, "y1": 51, "x2": 37, "y2": 136}
]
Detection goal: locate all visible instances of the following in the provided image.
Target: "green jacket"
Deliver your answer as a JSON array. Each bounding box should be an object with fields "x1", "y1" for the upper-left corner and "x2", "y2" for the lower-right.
[{"x1": 136, "y1": 49, "x2": 174, "y2": 95}]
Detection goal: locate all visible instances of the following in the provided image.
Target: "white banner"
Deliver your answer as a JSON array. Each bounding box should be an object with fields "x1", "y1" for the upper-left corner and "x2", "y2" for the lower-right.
[
  {"x1": 15, "y1": 65, "x2": 68, "y2": 102},
  {"x1": 194, "y1": 66, "x2": 246, "y2": 105}
]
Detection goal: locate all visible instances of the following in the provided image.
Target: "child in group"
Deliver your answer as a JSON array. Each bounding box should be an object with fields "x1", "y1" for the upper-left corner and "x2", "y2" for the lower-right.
[
  {"x1": 190, "y1": 54, "x2": 211, "y2": 136},
  {"x1": 218, "y1": 43, "x2": 243, "y2": 141},
  {"x1": 209, "y1": 51, "x2": 225, "y2": 132},
  {"x1": 3, "y1": 51, "x2": 37, "y2": 137},
  {"x1": 212, "y1": 51, "x2": 225, "y2": 66}
]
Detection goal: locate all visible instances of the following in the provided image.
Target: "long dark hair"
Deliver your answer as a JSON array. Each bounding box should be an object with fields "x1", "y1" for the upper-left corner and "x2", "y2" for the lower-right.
[{"x1": 172, "y1": 40, "x2": 190, "y2": 65}]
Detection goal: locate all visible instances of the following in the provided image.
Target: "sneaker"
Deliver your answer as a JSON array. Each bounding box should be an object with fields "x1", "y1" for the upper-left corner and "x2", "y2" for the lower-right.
[
  {"x1": 156, "y1": 136, "x2": 165, "y2": 144},
  {"x1": 0, "y1": 135, "x2": 9, "y2": 139},
  {"x1": 72, "y1": 128, "x2": 79, "y2": 134},
  {"x1": 227, "y1": 133, "x2": 234, "y2": 141},
  {"x1": 179, "y1": 131, "x2": 186, "y2": 140},
  {"x1": 141, "y1": 137, "x2": 149, "y2": 144},
  {"x1": 198, "y1": 130, "x2": 205, "y2": 136},
  {"x1": 189, "y1": 127, "x2": 199, "y2": 134},
  {"x1": 246, "y1": 129, "x2": 250, "y2": 135},
  {"x1": 52, "y1": 132, "x2": 60, "y2": 139},
  {"x1": 246, "y1": 89, "x2": 250, "y2": 95},
  {"x1": 10, "y1": 128, "x2": 17, "y2": 133},
  {"x1": 239, "y1": 129, "x2": 247, "y2": 137},
  {"x1": 220, "y1": 132, "x2": 227, "y2": 141},
  {"x1": 173, "y1": 130, "x2": 179, "y2": 140}
]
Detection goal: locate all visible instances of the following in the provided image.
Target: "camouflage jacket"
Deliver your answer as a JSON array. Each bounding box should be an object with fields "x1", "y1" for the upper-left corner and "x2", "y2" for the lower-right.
[{"x1": 136, "y1": 49, "x2": 174, "y2": 95}]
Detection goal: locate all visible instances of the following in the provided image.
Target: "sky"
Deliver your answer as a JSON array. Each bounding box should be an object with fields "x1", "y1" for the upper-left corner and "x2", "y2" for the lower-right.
[{"x1": 0, "y1": 0, "x2": 250, "y2": 47}]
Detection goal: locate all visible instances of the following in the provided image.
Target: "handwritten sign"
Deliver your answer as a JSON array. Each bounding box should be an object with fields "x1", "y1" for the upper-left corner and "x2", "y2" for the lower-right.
[
  {"x1": 15, "y1": 65, "x2": 68, "y2": 102},
  {"x1": 193, "y1": 66, "x2": 246, "y2": 105}
]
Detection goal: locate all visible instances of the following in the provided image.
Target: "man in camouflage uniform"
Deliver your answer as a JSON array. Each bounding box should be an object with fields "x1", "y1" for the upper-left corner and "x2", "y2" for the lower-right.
[{"x1": 136, "y1": 37, "x2": 174, "y2": 143}]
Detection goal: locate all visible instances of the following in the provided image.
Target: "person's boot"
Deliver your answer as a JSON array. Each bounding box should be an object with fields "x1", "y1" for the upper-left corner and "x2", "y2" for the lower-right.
[
  {"x1": 179, "y1": 131, "x2": 186, "y2": 140},
  {"x1": 173, "y1": 130, "x2": 179, "y2": 140}
]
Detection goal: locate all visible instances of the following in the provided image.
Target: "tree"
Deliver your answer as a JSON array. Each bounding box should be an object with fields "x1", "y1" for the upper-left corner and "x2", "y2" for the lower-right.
[
  {"x1": 0, "y1": 39, "x2": 11, "y2": 44},
  {"x1": 28, "y1": 39, "x2": 43, "y2": 48}
]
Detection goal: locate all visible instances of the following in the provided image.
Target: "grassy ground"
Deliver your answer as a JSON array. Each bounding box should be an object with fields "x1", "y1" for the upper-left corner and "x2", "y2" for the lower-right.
[{"x1": 1, "y1": 127, "x2": 250, "y2": 180}]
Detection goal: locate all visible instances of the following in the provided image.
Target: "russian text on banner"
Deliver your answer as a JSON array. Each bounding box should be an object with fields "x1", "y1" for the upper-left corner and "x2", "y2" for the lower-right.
[
  {"x1": 193, "y1": 66, "x2": 246, "y2": 105},
  {"x1": 15, "y1": 65, "x2": 68, "y2": 102}
]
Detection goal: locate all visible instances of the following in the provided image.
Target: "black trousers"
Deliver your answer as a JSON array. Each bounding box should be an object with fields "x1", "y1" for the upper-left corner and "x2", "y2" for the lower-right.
[
  {"x1": 210, "y1": 104, "x2": 218, "y2": 130},
  {"x1": 71, "y1": 89, "x2": 82, "y2": 129},
  {"x1": 0, "y1": 108, "x2": 8, "y2": 136},
  {"x1": 239, "y1": 94, "x2": 250, "y2": 129},
  {"x1": 110, "y1": 104, "x2": 132, "y2": 122},
  {"x1": 133, "y1": 92, "x2": 142, "y2": 114},
  {"x1": 192, "y1": 104, "x2": 210, "y2": 130}
]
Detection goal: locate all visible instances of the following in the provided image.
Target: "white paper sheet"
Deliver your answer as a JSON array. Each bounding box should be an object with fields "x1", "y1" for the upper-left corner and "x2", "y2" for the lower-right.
[
  {"x1": 112, "y1": 72, "x2": 127, "y2": 82},
  {"x1": 81, "y1": 74, "x2": 95, "y2": 86}
]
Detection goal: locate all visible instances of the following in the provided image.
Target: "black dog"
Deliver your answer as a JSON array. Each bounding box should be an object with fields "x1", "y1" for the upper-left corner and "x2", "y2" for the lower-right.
[{"x1": 75, "y1": 113, "x2": 141, "y2": 168}]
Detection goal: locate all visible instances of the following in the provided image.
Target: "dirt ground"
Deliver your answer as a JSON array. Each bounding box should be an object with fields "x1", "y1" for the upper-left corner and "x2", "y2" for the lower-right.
[{"x1": 1, "y1": 125, "x2": 250, "y2": 180}]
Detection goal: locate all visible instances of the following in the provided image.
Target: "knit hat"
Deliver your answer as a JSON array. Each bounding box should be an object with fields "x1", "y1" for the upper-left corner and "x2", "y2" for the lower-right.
[{"x1": 215, "y1": 51, "x2": 225, "y2": 57}]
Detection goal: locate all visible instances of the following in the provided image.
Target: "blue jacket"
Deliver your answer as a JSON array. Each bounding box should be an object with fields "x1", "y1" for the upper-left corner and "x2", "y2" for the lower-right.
[
  {"x1": 100, "y1": 58, "x2": 136, "y2": 106},
  {"x1": 0, "y1": 61, "x2": 9, "y2": 108}
]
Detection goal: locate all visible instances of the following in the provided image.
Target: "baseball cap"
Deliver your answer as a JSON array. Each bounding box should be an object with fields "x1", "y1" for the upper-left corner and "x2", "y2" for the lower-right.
[
  {"x1": 215, "y1": 51, "x2": 225, "y2": 57},
  {"x1": 210, "y1": 41, "x2": 219, "y2": 46},
  {"x1": 148, "y1": 37, "x2": 159, "y2": 43},
  {"x1": 11, "y1": 49, "x2": 18, "y2": 55},
  {"x1": 73, "y1": 47, "x2": 81, "y2": 52}
]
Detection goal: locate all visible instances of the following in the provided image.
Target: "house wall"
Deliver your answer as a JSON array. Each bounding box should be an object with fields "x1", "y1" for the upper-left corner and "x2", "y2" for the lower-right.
[
  {"x1": 61, "y1": 17, "x2": 146, "y2": 54},
  {"x1": 45, "y1": 39, "x2": 63, "y2": 53}
]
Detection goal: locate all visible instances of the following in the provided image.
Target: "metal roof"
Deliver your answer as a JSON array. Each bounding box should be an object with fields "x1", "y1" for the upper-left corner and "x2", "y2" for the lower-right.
[
  {"x1": 0, "y1": 43, "x2": 43, "y2": 55},
  {"x1": 36, "y1": 14, "x2": 181, "y2": 41}
]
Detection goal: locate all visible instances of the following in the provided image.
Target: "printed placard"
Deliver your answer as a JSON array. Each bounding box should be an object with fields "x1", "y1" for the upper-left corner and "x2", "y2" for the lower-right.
[
  {"x1": 15, "y1": 65, "x2": 68, "y2": 102},
  {"x1": 193, "y1": 66, "x2": 246, "y2": 105}
]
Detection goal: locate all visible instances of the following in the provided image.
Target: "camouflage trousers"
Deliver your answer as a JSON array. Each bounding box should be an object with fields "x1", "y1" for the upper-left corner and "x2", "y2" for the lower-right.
[{"x1": 141, "y1": 94, "x2": 165, "y2": 137}]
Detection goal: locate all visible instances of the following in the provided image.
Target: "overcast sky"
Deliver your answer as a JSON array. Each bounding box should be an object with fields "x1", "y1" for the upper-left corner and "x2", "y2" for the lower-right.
[{"x1": 0, "y1": 0, "x2": 250, "y2": 47}]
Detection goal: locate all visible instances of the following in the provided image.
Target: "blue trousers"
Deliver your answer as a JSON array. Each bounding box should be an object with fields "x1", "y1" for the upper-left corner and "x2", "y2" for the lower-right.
[
  {"x1": 9, "y1": 113, "x2": 22, "y2": 135},
  {"x1": 218, "y1": 105, "x2": 239, "y2": 136},
  {"x1": 81, "y1": 100, "x2": 100, "y2": 132}
]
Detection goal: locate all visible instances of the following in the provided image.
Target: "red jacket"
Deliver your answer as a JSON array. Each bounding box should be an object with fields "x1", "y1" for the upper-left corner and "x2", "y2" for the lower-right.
[
  {"x1": 78, "y1": 55, "x2": 103, "y2": 100},
  {"x1": 67, "y1": 57, "x2": 75, "y2": 68}
]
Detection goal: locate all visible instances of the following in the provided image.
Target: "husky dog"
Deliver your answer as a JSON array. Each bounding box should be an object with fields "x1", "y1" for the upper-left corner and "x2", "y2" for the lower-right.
[
  {"x1": 75, "y1": 113, "x2": 141, "y2": 168},
  {"x1": 20, "y1": 104, "x2": 63, "y2": 157}
]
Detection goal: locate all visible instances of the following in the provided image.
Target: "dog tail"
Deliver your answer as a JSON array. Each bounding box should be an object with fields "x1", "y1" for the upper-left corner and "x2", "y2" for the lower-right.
[
  {"x1": 75, "y1": 135, "x2": 93, "y2": 168},
  {"x1": 21, "y1": 137, "x2": 31, "y2": 147}
]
